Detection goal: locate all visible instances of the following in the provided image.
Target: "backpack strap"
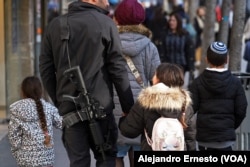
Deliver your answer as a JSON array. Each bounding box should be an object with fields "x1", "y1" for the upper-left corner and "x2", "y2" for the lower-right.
[
  {"x1": 180, "y1": 90, "x2": 187, "y2": 114},
  {"x1": 124, "y1": 55, "x2": 145, "y2": 88},
  {"x1": 144, "y1": 116, "x2": 164, "y2": 148},
  {"x1": 144, "y1": 128, "x2": 153, "y2": 146}
]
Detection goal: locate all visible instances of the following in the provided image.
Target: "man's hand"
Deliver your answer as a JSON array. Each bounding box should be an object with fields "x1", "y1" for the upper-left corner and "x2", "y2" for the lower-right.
[{"x1": 122, "y1": 112, "x2": 128, "y2": 116}]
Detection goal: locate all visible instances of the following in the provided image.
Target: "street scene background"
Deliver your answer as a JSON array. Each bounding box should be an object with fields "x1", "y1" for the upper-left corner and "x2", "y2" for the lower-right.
[{"x1": 1, "y1": 0, "x2": 250, "y2": 166}]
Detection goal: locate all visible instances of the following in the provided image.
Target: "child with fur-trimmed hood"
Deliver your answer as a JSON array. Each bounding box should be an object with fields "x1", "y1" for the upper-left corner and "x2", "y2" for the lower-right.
[{"x1": 119, "y1": 63, "x2": 196, "y2": 151}]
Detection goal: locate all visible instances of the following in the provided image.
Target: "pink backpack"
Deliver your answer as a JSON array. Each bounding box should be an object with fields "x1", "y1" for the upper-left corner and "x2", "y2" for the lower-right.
[{"x1": 144, "y1": 117, "x2": 185, "y2": 151}]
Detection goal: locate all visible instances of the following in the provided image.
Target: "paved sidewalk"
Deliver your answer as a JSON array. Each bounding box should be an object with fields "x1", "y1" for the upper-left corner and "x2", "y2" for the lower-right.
[
  {"x1": 0, "y1": 127, "x2": 129, "y2": 167},
  {"x1": 0, "y1": 127, "x2": 71, "y2": 167},
  {"x1": 0, "y1": 124, "x2": 8, "y2": 142}
]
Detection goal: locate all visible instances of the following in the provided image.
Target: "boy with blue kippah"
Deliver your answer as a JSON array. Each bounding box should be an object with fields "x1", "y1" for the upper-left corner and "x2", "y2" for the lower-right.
[{"x1": 189, "y1": 41, "x2": 248, "y2": 151}]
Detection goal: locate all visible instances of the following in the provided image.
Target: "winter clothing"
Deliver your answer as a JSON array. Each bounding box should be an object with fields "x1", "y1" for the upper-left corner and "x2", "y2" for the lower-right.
[
  {"x1": 116, "y1": 24, "x2": 159, "y2": 99},
  {"x1": 146, "y1": 6, "x2": 167, "y2": 58},
  {"x1": 119, "y1": 83, "x2": 196, "y2": 151},
  {"x1": 39, "y1": 1, "x2": 134, "y2": 166},
  {"x1": 114, "y1": 24, "x2": 160, "y2": 146},
  {"x1": 194, "y1": 15, "x2": 204, "y2": 49},
  {"x1": 8, "y1": 98, "x2": 62, "y2": 167},
  {"x1": 39, "y1": 1, "x2": 134, "y2": 116},
  {"x1": 114, "y1": 0, "x2": 145, "y2": 25},
  {"x1": 189, "y1": 69, "x2": 247, "y2": 148},
  {"x1": 161, "y1": 31, "x2": 195, "y2": 72}
]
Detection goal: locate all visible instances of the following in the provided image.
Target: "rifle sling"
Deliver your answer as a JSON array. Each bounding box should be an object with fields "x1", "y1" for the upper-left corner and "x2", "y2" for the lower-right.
[{"x1": 60, "y1": 15, "x2": 86, "y2": 127}]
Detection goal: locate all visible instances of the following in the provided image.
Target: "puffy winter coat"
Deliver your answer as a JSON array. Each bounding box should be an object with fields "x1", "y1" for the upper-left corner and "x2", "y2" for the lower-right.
[
  {"x1": 189, "y1": 69, "x2": 247, "y2": 142},
  {"x1": 119, "y1": 83, "x2": 196, "y2": 151},
  {"x1": 113, "y1": 24, "x2": 161, "y2": 145},
  {"x1": 8, "y1": 98, "x2": 62, "y2": 167}
]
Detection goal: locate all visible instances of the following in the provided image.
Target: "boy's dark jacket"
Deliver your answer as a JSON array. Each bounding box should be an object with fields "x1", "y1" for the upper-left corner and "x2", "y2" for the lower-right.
[
  {"x1": 119, "y1": 83, "x2": 197, "y2": 151},
  {"x1": 189, "y1": 70, "x2": 247, "y2": 142}
]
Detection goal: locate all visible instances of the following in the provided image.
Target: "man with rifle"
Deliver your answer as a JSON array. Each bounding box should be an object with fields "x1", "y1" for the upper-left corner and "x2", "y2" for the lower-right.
[{"x1": 39, "y1": 0, "x2": 134, "y2": 166}]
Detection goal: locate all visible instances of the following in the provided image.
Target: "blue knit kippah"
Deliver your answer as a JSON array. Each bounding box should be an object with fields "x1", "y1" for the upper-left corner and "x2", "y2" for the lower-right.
[{"x1": 210, "y1": 42, "x2": 228, "y2": 55}]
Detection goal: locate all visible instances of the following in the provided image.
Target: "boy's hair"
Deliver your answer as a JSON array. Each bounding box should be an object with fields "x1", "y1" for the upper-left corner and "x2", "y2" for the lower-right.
[
  {"x1": 156, "y1": 63, "x2": 184, "y2": 87},
  {"x1": 207, "y1": 41, "x2": 228, "y2": 66}
]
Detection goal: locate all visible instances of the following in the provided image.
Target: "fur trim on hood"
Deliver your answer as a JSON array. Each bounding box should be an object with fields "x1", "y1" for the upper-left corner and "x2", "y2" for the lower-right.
[
  {"x1": 118, "y1": 24, "x2": 153, "y2": 39},
  {"x1": 137, "y1": 83, "x2": 192, "y2": 112}
]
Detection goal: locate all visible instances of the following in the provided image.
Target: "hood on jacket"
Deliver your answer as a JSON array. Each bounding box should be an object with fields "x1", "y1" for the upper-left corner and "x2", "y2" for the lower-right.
[
  {"x1": 137, "y1": 83, "x2": 192, "y2": 116},
  {"x1": 200, "y1": 70, "x2": 233, "y2": 94},
  {"x1": 118, "y1": 24, "x2": 152, "y2": 57}
]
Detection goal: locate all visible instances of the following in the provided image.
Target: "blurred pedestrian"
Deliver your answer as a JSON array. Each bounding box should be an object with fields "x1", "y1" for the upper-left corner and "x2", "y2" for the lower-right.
[
  {"x1": 147, "y1": 5, "x2": 167, "y2": 58},
  {"x1": 47, "y1": 0, "x2": 60, "y2": 23},
  {"x1": 161, "y1": 12, "x2": 195, "y2": 84},
  {"x1": 194, "y1": 6, "x2": 206, "y2": 68}
]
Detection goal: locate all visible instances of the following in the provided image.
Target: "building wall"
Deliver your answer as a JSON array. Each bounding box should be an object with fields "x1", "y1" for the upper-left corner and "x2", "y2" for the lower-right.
[
  {"x1": 4, "y1": 0, "x2": 35, "y2": 118},
  {"x1": 0, "y1": 0, "x2": 6, "y2": 117},
  {"x1": 1, "y1": 0, "x2": 58, "y2": 119}
]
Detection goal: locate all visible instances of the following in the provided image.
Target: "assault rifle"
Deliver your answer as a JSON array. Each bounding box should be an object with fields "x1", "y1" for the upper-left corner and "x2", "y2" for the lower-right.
[{"x1": 63, "y1": 66, "x2": 109, "y2": 160}]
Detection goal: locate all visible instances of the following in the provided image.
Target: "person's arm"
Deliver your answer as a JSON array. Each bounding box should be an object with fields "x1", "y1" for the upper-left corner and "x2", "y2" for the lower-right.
[
  {"x1": 184, "y1": 105, "x2": 197, "y2": 151},
  {"x1": 51, "y1": 106, "x2": 63, "y2": 129},
  {"x1": 39, "y1": 26, "x2": 57, "y2": 106},
  {"x1": 234, "y1": 80, "x2": 248, "y2": 129},
  {"x1": 119, "y1": 101, "x2": 144, "y2": 138},
  {"x1": 188, "y1": 79, "x2": 200, "y2": 114},
  {"x1": 105, "y1": 23, "x2": 134, "y2": 113},
  {"x1": 8, "y1": 108, "x2": 22, "y2": 157}
]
